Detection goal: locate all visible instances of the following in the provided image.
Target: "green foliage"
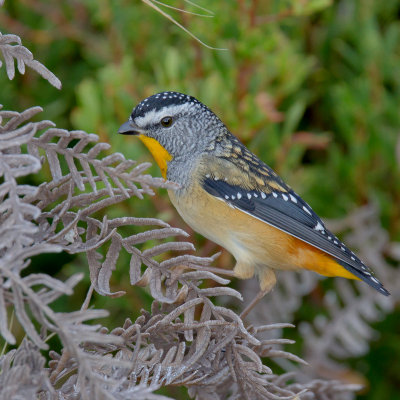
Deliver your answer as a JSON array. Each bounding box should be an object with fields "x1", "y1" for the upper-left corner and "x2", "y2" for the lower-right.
[{"x1": 1, "y1": 0, "x2": 399, "y2": 398}]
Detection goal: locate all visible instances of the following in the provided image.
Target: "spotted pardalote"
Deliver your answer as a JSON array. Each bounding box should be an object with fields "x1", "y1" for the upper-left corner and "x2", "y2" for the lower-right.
[{"x1": 119, "y1": 91, "x2": 390, "y2": 297}]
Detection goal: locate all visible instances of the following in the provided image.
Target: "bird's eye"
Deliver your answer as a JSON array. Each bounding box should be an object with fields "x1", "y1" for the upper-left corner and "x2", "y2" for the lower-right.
[{"x1": 160, "y1": 116, "x2": 173, "y2": 127}]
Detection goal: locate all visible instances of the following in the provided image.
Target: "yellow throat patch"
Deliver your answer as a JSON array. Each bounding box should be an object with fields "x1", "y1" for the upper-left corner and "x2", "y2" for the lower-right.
[{"x1": 138, "y1": 135, "x2": 172, "y2": 179}]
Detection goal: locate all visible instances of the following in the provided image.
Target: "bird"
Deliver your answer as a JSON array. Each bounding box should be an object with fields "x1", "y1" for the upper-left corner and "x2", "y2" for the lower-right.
[{"x1": 118, "y1": 91, "x2": 390, "y2": 315}]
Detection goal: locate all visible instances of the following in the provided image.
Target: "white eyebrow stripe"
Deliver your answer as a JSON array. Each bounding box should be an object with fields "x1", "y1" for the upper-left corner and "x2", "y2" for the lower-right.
[{"x1": 134, "y1": 104, "x2": 191, "y2": 126}]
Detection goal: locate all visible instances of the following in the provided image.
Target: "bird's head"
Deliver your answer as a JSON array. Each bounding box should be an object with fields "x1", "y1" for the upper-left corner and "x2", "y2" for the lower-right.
[{"x1": 118, "y1": 91, "x2": 224, "y2": 178}]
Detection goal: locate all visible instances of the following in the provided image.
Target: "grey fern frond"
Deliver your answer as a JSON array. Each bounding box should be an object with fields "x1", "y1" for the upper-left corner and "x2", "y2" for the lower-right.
[
  {"x1": 0, "y1": 339, "x2": 55, "y2": 399},
  {"x1": 48, "y1": 306, "x2": 309, "y2": 400},
  {"x1": 0, "y1": 33, "x2": 61, "y2": 88},
  {"x1": 286, "y1": 374, "x2": 363, "y2": 400},
  {"x1": 0, "y1": 106, "x2": 62, "y2": 346},
  {"x1": 300, "y1": 282, "x2": 392, "y2": 367}
]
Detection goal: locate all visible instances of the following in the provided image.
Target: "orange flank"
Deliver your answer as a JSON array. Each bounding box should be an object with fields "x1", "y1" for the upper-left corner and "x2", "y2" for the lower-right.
[
  {"x1": 138, "y1": 135, "x2": 172, "y2": 179},
  {"x1": 291, "y1": 237, "x2": 360, "y2": 280},
  {"x1": 169, "y1": 178, "x2": 359, "y2": 289}
]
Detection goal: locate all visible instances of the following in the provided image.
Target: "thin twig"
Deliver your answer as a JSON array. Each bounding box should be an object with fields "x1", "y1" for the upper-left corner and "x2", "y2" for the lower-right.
[
  {"x1": 150, "y1": 0, "x2": 213, "y2": 17},
  {"x1": 142, "y1": 0, "x2": 227, "y2": 51}
]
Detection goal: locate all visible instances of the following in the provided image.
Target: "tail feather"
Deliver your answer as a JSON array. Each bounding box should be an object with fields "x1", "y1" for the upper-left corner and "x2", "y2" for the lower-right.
[{"x1": 336, "y1": 259, "x2": 390, "y2": 296}]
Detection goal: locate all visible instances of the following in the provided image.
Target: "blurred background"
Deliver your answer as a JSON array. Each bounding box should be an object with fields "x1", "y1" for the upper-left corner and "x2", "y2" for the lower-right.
[{"x1": 1, "y1": 1, "x2": 399, "y2": 398}]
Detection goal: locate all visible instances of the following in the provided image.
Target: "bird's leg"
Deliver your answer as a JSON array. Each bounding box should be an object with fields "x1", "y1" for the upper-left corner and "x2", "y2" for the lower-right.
[
  {"x1": 240, "y1": 267, "x2": 276, "y2": 319},
  {"x1": 233, "y1": 261, "x2": 255, "y2": 279},
  {"x1": 240, "y1": 289, "x2": 268, "y2": 319}
]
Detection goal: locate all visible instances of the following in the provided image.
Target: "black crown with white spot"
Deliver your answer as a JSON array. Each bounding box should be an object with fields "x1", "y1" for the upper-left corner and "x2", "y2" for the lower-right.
[{"x1": 131, "y1": 91, "x2": 210, "y2": 120}]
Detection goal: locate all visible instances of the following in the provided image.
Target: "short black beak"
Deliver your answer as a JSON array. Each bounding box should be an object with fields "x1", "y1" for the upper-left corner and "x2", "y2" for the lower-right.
[{"x1": 118, "y1": 120, "x2": 140, "y2": 135}]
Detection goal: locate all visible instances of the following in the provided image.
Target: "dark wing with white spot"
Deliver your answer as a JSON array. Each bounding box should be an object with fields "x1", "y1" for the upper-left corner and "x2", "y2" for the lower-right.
[{"x1": 202, "y1": 176, "x2": 390, "y2": 296}]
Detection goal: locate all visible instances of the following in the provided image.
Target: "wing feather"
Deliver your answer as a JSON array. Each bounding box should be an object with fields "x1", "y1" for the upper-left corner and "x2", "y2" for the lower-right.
[{"x1": 202, "y1": 176, "x2": 389, "y2": 295}]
